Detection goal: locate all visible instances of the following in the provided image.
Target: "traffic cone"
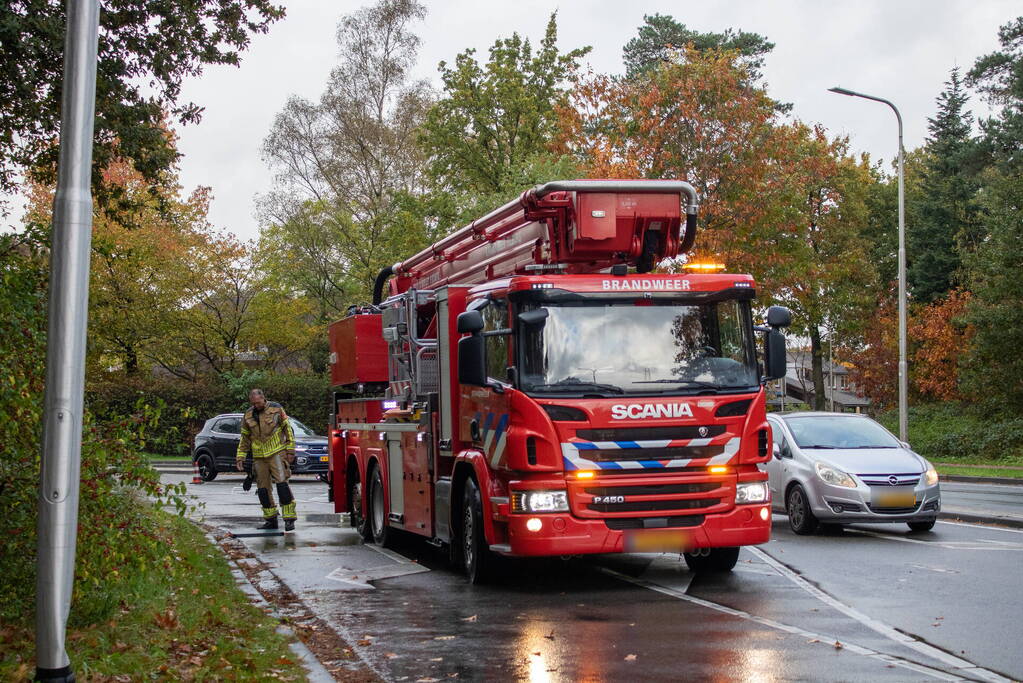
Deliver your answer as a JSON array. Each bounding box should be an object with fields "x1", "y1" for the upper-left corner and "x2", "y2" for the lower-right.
[{"x1": 191, "y1": 461, "x2": 204, "y2": 485}]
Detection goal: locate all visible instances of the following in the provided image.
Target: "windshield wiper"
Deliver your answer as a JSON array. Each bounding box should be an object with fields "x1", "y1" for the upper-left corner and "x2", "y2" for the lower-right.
[
  {"x1": 531, "y1": 380, "x2": 625, "y2": 394},
  {"x1": 801, "y1": 444, "x2": 837, "y2": 449},
  {"x1": 633, "y1": 380, "x2": 722, "y2": 390}
]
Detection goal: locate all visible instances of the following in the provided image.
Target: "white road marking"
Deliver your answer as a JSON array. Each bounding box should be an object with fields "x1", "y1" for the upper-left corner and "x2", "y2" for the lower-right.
[
  {"x1": 600, "y1": 565, "x2": 962, "y2": 681},
  {"x1": 749, "y1": 546, "x2": 1012, "y2": 683},
  {"x1": 842, "y1": 528, "x2": 1023, "y2": 551},
  {"x1": 322, "y1": 543, "x2": 432, "y2": 590},
  {"x1": 938, "y1": 519, "x2": 1023, "y2": 535},
  {"x1": 325, "y1": 563, "x2": 429, "y2": 589}
]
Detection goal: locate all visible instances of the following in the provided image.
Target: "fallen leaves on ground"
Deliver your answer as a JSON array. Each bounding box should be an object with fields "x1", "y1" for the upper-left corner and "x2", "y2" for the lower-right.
[
  {"x1": 461, "y1": 615, "x2": 477, "y2": 622},
  {"x1": 624, "y1": 654, "x2": 637, "y2": 662}
]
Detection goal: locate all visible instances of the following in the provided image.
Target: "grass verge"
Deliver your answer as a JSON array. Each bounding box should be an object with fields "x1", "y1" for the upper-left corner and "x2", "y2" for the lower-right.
[
  {"x1": 1, "y1": 509, "x2": 307, "y2": 681},
  {"x1": 936, "y1": 464, "x2": 1023, "y2": 479}
]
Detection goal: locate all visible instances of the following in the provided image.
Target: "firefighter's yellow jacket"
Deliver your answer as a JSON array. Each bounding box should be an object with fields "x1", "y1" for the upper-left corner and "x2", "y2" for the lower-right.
[{"x1": 236, "y1": 402, "x2": 295, "y2": 460}]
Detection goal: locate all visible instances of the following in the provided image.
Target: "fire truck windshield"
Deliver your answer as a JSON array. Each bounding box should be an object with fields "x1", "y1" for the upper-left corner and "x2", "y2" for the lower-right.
[{"x1": 518, "y1": 299, "x2": 759, "y2": 396}]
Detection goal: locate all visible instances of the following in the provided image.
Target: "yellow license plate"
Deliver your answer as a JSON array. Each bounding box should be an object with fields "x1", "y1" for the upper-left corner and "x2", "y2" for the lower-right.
[
  {"x1": 624, "y1": 529, "x2": 693, "y2": 553},
  {"x1": 319, "y1": 456, "x2": 329, "y2": 462},
  {"x1": 874, "y1": 490, "x2": 916, "y2": 508}
]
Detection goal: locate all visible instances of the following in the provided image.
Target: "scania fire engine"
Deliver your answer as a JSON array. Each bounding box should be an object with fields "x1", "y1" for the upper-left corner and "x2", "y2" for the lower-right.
[{"x1": 327, "y1": 180, "x2": 791, "y2": 583}]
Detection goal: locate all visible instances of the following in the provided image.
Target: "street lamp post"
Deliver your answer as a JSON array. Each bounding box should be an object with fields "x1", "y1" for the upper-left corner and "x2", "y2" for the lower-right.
[{"x1": 828, "y1": 86, "x2": 907, "y2": 442}]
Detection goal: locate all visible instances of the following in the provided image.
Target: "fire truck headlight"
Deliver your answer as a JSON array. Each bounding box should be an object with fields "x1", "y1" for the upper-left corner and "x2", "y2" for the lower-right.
[
  {"x1": 735, "y1": 481, "x2": 769, "y2": 505},
  {"x1": 512, "y1": 490, "x2": 569, "y2": 513}
]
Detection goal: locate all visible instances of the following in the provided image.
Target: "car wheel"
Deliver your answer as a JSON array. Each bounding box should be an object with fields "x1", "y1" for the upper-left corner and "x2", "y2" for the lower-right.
[
  {"x1": 908, "y1": 520, "x2": 935, "y2": 532},
  {"x1": 462, "y1": 477, "x2": 493, "y2": 584},
  {"x1": 368, "y1": 465, "x2": 390, "y2": 547},
  {"x1": 196, "y1": 453, "x2": 217, "y2": 481},
  {"x1": 786, "y1": 484, "x2": 819, "y2": 535},
  {"x1": 684, "y1": 547, "x2": 740, "y2": 573},
  {"x1": 348, "y1": 470, "x2": 372, "y2": 541}
]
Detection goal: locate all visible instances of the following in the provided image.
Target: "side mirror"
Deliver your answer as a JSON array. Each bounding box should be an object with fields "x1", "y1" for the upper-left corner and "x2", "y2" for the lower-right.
[
  {"x1": 899, "y1": 440, "x2": 911, "y2": 450},
  {"x1": 517, "y1": 308, "x2": 549, "y2": 327},
  {"x1": 764, "y1": 328, "x2": 787, "y2": 380},
  {"x1": 457, "y1": 310, "x2": 484, "y2": 334},
  {"x1": 767, "y1": 306, "x2": 792, "y2": 328},
  {"x1": 772, "y1": 442, "x2": 782, "y2": 459},
  {"x1": 457, "y1": 335, "x2": 486, "y2": 386}
]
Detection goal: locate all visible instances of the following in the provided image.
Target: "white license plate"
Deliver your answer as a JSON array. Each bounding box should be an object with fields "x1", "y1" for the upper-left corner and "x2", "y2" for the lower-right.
[{"x1": 873, "y1": 487, "x2": 916, "y2": 508}]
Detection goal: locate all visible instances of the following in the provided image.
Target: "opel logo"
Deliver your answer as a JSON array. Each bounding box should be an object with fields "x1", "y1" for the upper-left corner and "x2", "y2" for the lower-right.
[
  {"x1": 698, "y1": 426, "x2": 709, "y2": 437},
  {"x1": 888, "y1": 475, "x2": 899, "y2": 486}
]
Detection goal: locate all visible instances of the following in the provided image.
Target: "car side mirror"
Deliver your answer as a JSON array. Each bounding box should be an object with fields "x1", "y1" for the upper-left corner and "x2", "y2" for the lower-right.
[
  {"x1": 767, "y1": 305, "x2": 792, "y2": 328},
  {"x1": 899, "y1": 440, "x2": 911, "y2": 450},
  {"x1": 457, "y1": 334, "x2": 486, "y2": 386},
  {"x1": 772, "y1": 442, "x2": 782, "y2": 459},
  {"x1": 764, "y1": 328, "x2": 787, "y2": 380},
  {"x1": 518, "y1": 308, "x2": 549, "y2": 327},
  {"x1": 457, "y1": 310, "x2": 484, "y2": 334}
]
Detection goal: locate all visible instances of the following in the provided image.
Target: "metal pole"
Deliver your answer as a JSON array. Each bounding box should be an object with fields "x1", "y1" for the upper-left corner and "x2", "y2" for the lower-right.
[
  {"x1": 828, "y1": 332, "x2": 835, "y2": 412},
  {"x1": 36, "y1": 1, "x2": 100, "y2": 681},
  {"x1": 828, "y1": 87, "x2": 908, "y2": 440}
]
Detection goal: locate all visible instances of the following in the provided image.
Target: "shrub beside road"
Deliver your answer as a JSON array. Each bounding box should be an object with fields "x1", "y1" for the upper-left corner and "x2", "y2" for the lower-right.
[{"x1": 1, "y1": 509, "x2": 305, "y2": 680}]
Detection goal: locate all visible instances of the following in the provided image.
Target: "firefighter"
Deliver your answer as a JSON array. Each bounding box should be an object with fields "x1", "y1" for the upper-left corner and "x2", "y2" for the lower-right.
[{"x1": 236, "y1": 388, "x2": 298, "y2": 531}]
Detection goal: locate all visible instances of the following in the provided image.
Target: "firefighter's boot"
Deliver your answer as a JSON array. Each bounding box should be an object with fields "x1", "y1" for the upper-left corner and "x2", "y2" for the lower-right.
[
  {"x1": 278, "y1": 482, "x2": 297, "y2": 532},
  {"x1": 256, "y1": 487, "x2": 279, "y2": 530}
]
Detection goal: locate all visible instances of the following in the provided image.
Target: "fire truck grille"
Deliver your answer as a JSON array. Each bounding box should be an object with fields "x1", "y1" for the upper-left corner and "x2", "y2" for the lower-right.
[
  {"x1": 585, "y1": 483, "x2": 718, "y2": 496},
  {"x1": 582, "y1": 446, "x2": 725, "y2": 462},
  {"x1": 588, "y1": 498, "x2": 720, "y2": 513},
  {"x1": 605, "y1": 515, "x2": 705, "y2": 530},
  {"x1": 575, "y1": 426, "x2": 726, "y2": 441}
]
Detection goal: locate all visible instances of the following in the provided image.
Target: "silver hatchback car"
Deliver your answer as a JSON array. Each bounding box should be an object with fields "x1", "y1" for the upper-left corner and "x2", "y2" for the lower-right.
[{"x1": 765, "y1": 412, "x2": 941, "y2": 534}]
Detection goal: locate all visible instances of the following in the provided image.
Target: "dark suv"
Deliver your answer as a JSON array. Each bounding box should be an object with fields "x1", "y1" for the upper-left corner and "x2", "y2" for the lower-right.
[{"x1": 192, "y1": 413, "x2": 329, "y2": 481}]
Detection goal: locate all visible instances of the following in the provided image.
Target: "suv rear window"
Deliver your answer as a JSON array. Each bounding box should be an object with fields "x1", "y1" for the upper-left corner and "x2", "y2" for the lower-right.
[{"x1": 213, "y1": 418, "x2": 241, "y2": 434}]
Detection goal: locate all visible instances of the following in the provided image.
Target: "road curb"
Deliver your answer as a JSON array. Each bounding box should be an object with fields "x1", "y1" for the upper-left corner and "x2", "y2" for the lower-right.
[
  {"x1": 939, "y1": 474, "x2": 1023, "y2": 486},
  {"x1": 939, "y1": 510, "x2": 1023, "y2": 530}
]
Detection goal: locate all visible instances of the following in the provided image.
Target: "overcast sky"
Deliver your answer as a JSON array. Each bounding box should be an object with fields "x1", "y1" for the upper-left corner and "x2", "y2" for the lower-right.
[{"x1": 12, "y1": 1, "x2": 1020, "y2": 239}]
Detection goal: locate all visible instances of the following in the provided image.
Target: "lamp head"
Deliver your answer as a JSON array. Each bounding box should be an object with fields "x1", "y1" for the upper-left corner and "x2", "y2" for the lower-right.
[{"x1": 828, "y1": 86, "x2": 857, "y2": 96}]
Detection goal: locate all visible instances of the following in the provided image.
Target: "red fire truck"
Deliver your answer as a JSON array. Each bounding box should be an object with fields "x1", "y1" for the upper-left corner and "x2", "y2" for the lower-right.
[{"x1": 327, "y1": 180, "x2": 791, "y2": 582}]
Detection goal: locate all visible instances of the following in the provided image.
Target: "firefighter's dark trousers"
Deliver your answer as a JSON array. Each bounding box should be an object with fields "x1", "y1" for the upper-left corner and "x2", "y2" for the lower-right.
[{"x1": 254, "y1": 453, "x2": 296, "y2": 520}]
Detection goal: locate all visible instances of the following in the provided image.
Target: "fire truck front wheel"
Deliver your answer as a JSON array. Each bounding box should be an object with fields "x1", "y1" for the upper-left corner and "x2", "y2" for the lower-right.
[
  {"x1": 369, "y1": 465, "x2": 390, "y2": 547},
  {"x1": 461, "y1": 478, "x2": 493, "y2": 584}
]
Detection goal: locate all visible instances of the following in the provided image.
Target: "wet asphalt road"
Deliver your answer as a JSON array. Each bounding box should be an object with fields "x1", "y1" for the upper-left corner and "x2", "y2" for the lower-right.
[
  {"x1": 940, "y1": 481, "x2": 1023, "y2": 522},
  {"x1": 167, "y1": 472, "x2": 1023, "y2": 682}
]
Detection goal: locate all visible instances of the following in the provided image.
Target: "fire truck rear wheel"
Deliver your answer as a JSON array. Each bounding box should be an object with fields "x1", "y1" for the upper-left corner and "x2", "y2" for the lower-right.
[
  {"x1": 369, "y1": 465, "x2": 390, "y2": 546},
  {"x1": 462, "y1": 478, "x2": 492, "y2": 584},
  {"x1": 683, "y1": 546, "x2": 740, "y2": 573},
  {"x1": 349, "y1": 471, "x2": 372, "y2": 541}
]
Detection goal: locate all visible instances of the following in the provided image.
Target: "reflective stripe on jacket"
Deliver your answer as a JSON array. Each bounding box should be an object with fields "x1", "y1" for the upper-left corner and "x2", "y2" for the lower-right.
[{"x1": 237, "y1": 403, "x2": 295, "y2": 459}]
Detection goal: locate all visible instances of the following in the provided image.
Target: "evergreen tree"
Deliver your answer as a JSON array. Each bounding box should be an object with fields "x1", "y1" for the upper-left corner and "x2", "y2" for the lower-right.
[
  {"x1": 961, "y1": 17, "x2": 1023, "y2": 410},
  {"x1": 909, "y1": 68, "x2": 981, "y2": 303},
  {"x1": 622, "y1": 14, "x2": 774, "y2": 80}
]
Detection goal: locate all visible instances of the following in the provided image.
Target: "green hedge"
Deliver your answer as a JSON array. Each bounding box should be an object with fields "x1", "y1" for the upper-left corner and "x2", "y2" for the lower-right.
[
  {"x1": 877, "y1": 402, "x2": 1023, "y2": 464},
  {"x1": 86, "y1": 372, "x2": 331, "y2": 457}
]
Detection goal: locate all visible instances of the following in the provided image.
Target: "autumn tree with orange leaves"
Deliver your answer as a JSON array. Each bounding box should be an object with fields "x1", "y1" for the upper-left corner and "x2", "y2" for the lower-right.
[
  {"x1": 909, "y1": 290, "x2": 974, "y2": 402},
  {"x1": 557, "y1": 48, "x2": 878, "y2": 408},
  {"x1": 24, "y1": 156, "x2": 316, "y2": 379}
]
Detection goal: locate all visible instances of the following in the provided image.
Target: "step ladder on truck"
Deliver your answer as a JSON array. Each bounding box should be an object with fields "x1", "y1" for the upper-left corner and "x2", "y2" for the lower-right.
[{"x1": 325, "y1": 179, "x2": 792, "y2": 583}]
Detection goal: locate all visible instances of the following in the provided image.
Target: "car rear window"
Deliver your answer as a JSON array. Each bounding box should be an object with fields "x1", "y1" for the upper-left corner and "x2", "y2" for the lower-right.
[{"x1": 214, "y1": 418, "x2": 241, "y2": 434}]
